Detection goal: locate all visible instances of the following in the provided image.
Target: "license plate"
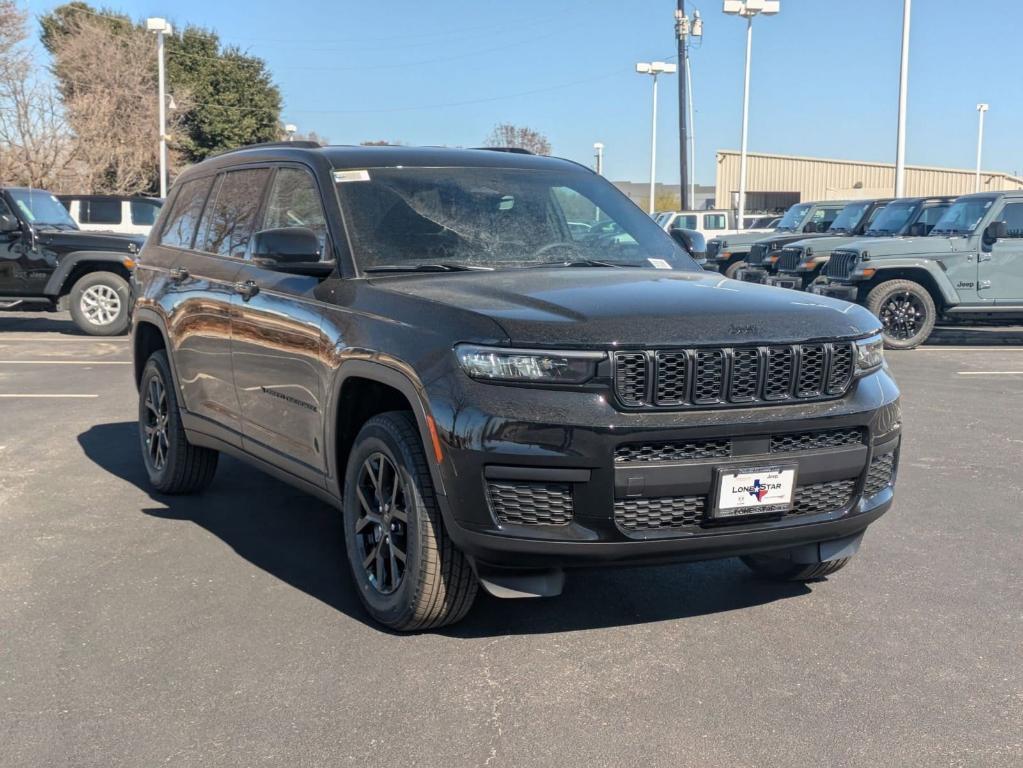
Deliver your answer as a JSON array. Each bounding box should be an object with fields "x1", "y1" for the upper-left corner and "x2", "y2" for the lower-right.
[{"x1": 712, "y1": 465, "x2": 797, "y2": 518}]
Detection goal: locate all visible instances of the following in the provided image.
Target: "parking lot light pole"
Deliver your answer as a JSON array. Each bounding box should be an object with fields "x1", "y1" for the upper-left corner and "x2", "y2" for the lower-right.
[
  {"x1": 146, "y1": 17, "x2": 172, "y2": 199},
  {"x1": 636, "y1": 61, "x2": 677, "y2": 215},
  {"x1": 894, "y1": 0, "x2": 911, "y2": 197},
  {"x1": 975, "y1": 103, "x2": 989, "y2": 193},
  {"x1": 723, "y1": 1, "x2": 779, "y2": 229},
  {"x1": 593, "y1": 142, "x2": 604, "y2": 176}
]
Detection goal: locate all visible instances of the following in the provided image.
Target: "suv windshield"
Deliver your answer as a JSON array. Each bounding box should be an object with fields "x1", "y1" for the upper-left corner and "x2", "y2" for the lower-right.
[
  {"x1": 7, "y1": 189, "x2": 78, "y2": 229},
  {"x1": 775, "y1": 203, "x2": 811, "y2": 232},
  {"x1": 930, "y1": 197, "x2": 995, "y2": 235},
  {"x1": 827, "y1": 201, "x2": 871, "y2": 233},
  {"x1": 867, "y1": 201, "x2": 915, "y2": 235},
  {"x1": 335, "y1": 167, "x2": 698, "y2": 272}
]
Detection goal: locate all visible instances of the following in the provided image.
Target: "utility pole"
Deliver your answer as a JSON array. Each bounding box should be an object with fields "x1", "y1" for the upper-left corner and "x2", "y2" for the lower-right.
[
  {"x1": 894, "y1": 0, "x2": 911, "y2": 197},
  {"x1": 146, "y1": 17, "x2": 172, "y2": 198},
  {"x1": 676, "y1": 1, "x2": 689, "y2": 211},
  {"x1": 975, "y1": 104, "x2": 989, "y2": 193}
]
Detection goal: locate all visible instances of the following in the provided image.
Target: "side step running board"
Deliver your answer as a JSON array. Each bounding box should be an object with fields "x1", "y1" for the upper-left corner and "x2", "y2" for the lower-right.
[{"x1": 0, "y1": 300, "x2": 24, "y2": 310}]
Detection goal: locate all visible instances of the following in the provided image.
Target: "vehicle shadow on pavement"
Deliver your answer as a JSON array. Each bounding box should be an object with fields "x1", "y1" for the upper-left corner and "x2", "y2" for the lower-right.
[
  {"x1": 0, "y1": 311, "x2": 86, "y2": 335},
  {"x1": 79, "y1": 421, "x2": 811, "y2": 636},
  {"x1": 926, "y1": 325, "x2": 1023, "y2": 346}
]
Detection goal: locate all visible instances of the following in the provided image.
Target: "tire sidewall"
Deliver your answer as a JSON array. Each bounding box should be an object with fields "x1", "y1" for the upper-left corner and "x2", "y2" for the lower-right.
[
  {"x1": 867, "y1": 280, "x2": 935, "y2": 350},
  {"x1": 342, "y1": 421, "x2": 428, "y2": 627},
  {"x1": 724, "y1": 260, "x2": 747, "y2": 279},
  {"x1": 70, "y1": 271, "x2": 130, "y2": 336}
]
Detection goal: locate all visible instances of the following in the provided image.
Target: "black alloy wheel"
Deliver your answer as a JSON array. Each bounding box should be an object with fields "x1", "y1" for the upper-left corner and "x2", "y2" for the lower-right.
[
  {"x1": 354, "y1": 452, "x2": 409, "y2": 595},
  {"x1": 865, "y1": 279, "x2": 936, "y2": 350},
  {"x1": 878, "y1": 290, "x2": 926, "y2": 341},
  {"x1": 142, "y1": 373, "x2": 170, "y2": 472}
]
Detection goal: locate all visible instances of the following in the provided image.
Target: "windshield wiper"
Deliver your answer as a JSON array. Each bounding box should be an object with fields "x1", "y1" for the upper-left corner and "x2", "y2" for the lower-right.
[{"x1": 363, "y1": 263, "x2": 493, "y2": 273}]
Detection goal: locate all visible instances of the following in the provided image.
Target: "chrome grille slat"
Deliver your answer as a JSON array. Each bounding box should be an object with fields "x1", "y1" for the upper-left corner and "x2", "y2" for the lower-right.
[
  {"x1": 613, "y1": 343, "x2": 855, "y2": 410},
  {"x1": 776, "y1": 248, "x2": 802, "y2": 272},
  {"x1": 824, "y1": 251, "x2": 858, "y2": 279}
]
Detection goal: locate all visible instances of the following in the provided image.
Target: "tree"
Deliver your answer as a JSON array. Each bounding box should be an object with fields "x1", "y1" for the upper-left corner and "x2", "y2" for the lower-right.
[
  {"x1": 483, "y1": 123, "x2": 551, "y2": 155},
  {"x1": 0, "y1": 1, "x2": 74, "y2": 189}
]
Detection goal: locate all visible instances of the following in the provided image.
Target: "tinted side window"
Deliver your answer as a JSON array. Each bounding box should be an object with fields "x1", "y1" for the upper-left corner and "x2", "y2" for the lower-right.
[
  {"x1": 198, "y1": 168, "x2": 271, "y2": 258},
  {"x1": 999, "y1": 203, "x2": 1023, "y2": 238},
  {"x1": 131, "y1": 200, "x2": 161, "y2": 226},
  {"x1": 160, "y1": 177, "x2": 214, "y2": 249},
  {"x1": 703, "y1": 214, "x2": 726, "y2": 230},
  {"x1": 262, "y1": 168, "x2": 328, "y2": 252},
  {"x1": 82, "y1": 199, "x2": 121, "y2": 224}
]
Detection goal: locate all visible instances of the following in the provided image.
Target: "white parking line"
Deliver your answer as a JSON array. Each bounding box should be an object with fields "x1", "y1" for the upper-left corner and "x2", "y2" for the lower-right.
[
  {"x1": 956, "y1": 371, "x2": 1023, "y2": 376},
  {"x1": 0, "y1": 360, "x2": 130, "y2": 365},
  {"x1": 0, "y1": 394, "x2": 98, "y2": 398},
  {"x1": 918, "y1": 347, "x2": 1023, "y2": 352},
  {"x1": 0, "y1": 336, "x2": 129, "y2": 342}
]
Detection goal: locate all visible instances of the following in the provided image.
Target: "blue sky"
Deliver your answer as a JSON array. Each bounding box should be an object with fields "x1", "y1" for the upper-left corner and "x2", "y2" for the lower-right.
[{"x1": 22, "y1": 0, "x2": 1023, "y2": 185}]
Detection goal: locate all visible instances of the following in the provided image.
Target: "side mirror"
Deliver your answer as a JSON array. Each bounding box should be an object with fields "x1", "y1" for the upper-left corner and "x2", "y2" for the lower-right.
[
  {"x1": 251, "y1": 227, "x2": 335, "y2": 277},
  {"x1": 907, "y1": 222, "x2": 927, "y2": 237},
  {"x1": 983, "y1": 220, "x2": 1007, "y2": 245},
  {"x1": 669, "y1": 228, "x2": 692, "y2": 252},
  {"x1": 803, "y1": 221, "x2": 818, "y2": 233},
  {"x1": 0, "y1": 213, "x2": 20, "y2": 235}
]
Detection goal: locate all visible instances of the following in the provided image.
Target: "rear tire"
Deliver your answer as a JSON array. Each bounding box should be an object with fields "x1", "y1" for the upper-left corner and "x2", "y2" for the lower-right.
[
  {"x1": 724, "y1": 259, "x2": 747, "y2": 279},
  {"x1": 866, "y1": 279, "x2": 936, "y2": 350},
  {"x1": 69, "y1": 271, "x2": 130, "y2": 336},
  {"x1": 138, "y1": 350, "x2": 218, "y2": 494},
  {"x1": 741, "y1": 553, "x2": 850, "y2": 581},
  {"x1": 342, "y1": 411, "x2": 478, "y2": 631}
]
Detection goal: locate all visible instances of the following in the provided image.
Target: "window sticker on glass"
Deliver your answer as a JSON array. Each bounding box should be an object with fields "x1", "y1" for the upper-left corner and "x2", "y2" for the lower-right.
[
  {"x1": 334, "y1": 170, "x2": 371, "y2": 183},
  {"x1": 648, "y1": 258, "x2": 672, "y2": 269}
]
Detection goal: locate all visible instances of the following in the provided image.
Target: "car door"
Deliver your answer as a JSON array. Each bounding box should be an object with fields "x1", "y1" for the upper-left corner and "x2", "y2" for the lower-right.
[
  {"x1": 981, "y1": 201, "x2": 1023, "y2": 304},
  {"x1": 0, "y1": 194, "x2": 23, "y2": 295},
  {"x1": 156, "y1": 173, "x2": 247, "y2": 437},
  {"x1": 230, "y1": 164, "x2": 332, "y2": 483}
]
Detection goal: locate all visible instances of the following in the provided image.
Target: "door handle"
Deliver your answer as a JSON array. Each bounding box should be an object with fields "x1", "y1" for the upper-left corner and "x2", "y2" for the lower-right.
[
  {"x1": 233, "y1": 280, "x2": 259, "y2": 301},
  {"x1": 978, "y1": 253, "x2": 992, "y2": 262},
  {"x1": 169, "y1": 266, "x2": 189, "y2": 281}
]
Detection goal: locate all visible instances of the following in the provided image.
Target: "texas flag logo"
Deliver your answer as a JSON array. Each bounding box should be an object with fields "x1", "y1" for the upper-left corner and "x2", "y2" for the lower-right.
[{"x1": 748, "y1": 479, "x2": 769, "y2": 502}]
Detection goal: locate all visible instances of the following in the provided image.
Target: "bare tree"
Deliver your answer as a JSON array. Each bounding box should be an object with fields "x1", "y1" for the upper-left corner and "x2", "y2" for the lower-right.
[
  {"x1": 0, "y1": 2, "x2": 74, "y2": 189},
  {"x1": 47, "y1": 13, "x2": 188, "y2": 194},
  {"x1": 483, "y1": 123, "x2": 551, "y2": 156}
]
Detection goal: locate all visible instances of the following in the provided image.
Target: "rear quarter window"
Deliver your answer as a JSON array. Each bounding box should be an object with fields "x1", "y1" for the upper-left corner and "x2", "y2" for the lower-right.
[
  {"x1": 81, "y1": 199, "x2": 122, "y2": 225},
  {"x1": 160, "y1": 177, "x2": 214, "y2": 249}
]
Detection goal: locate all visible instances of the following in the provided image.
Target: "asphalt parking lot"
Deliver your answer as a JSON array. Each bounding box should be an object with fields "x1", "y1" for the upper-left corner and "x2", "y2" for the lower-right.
[{"x1": 1, "y1": 310, "x2": 1021, "y2": 768}]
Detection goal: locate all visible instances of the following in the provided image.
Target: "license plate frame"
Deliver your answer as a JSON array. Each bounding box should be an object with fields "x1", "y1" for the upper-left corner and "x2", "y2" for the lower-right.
[{"x1": 710, "y1": 464, "x2": 798, "y2": 519}]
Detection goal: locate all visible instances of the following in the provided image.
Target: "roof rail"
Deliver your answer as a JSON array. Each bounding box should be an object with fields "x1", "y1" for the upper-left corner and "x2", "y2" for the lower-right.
[
  {"x1": 472, "y1": 146, "x2": 534, "y2": 155},
  {"x1": 212, "y1": 140, "x2": 322, "y2": 158}
]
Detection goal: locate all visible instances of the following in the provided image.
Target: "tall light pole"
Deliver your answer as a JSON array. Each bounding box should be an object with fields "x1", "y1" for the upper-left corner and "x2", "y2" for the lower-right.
[
  {"x1": 723, "y1": 1, "x2": 779, "y2": 228},
  {"x1": 636, "y1": 61, "x2": 677, "y2": 215},
  {"x1": 285, "y1": 124, "x2": 298, "y2": 141},
  {"x1": 146, "y1": 17, "x2": 172, "y2": 198},
  {"x1": 593, "y1": 142, "x2": 604, "y2": 175},
  {"x1": 975, "y1": 103, "x2": 989, "y2": 193},
  {"x1": 675, "y1": 6, "x2": 703, "y2": 211},
  {"x1": 894, "y1": 0, "x2": 911, "y2": 197}
]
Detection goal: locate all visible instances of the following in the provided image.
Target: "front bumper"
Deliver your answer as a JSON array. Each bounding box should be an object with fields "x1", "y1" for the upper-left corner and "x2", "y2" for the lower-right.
[
  {"x1": 810, "y1": 282, "x2": 859, "y2": 302},
  {"x1": 736, "y1": 266, "x2": 769, "y2": 284},
  {"x1": 766, "y1": 273, "x2": 808, "y2": 290},
  {"x1": 429, "y1": 370, "x2": 902, "y2": 570}
]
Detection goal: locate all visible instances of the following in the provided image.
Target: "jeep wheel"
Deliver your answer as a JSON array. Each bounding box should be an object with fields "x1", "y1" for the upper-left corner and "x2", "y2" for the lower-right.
[
  {"x1": 69, "y1": 271, "x2": 130, "y2": 336},
  {"x1": 138, "y1": 350, "x2": 219, "y2": 494},
  {"x1": 866, "y1": 279, "x2": 936, "y2": 350},
  {"x1": 342, "y1": 411, "x2": 478, "y2": 631},
  {"x1": 723, "y1": 259, "x2": 747, "y2": 279},
  {"x1": 741, "y1": 553, "x2": 851, "y2": 581}
]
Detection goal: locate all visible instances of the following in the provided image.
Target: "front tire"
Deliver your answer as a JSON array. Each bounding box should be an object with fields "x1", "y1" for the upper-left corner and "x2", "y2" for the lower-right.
[
  {"x1": 741, "y1": 553, "x2": 850, "y2": 581},
  {"x1": 724, "y1": 259, "x2": 747, "y2": 279},
  {"x1": 138, "y1": 350, "x2": 219, "y2": 494},
  {"x1": 866, "y1": 279, "x2": 936, "y2": 350},
  {"x1": 342, "y1": 411, "x2": 478, "y2": 631},
  {"x1": 69, "y1": 271, "x2": 130, "y2": 336}
]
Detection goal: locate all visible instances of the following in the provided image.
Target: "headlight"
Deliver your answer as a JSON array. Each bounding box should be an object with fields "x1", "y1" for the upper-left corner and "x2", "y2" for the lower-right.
[
  {"x1": 455, "y1": 345, "x2": 603, "y2": 384},
  {"x1": 854, "y1": 334, "x2": 885, "y2": 373}
]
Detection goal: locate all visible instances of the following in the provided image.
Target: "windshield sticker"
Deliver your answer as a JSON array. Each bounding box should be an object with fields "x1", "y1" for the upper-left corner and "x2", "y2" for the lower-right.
[
  {"x1": 334, "y1": 170, "x2": 371, "y2": 183},
  {"x1": 648, "y1": 258, "x2": 672, "y2": 270}
]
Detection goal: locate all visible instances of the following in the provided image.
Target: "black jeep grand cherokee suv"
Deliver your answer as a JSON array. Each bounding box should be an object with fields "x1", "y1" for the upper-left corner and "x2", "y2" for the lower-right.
[{"x1": 131, "y1": 143, "x2": 901, "y2": 630}]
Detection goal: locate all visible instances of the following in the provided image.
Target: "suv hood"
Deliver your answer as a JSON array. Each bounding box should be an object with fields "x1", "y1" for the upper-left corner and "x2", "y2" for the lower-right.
[
  {"x1": 36, "y1": 229, "x2": 145, "y2": 253},
  {"x1": 787, "y1": 234, "x2": 857, "y2": 252},
  {"x1": 373, "y1": 268, "x2": 879, "y2": 347},
  {"x1": 836, "y1": 234, "x2": 962, "y2": 259}
]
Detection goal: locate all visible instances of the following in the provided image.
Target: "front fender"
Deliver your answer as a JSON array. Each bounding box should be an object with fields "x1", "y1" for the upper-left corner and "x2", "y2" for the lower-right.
[
  {"x1": 861, "y1": 258, "x2": 959, "y2": 305},
  {"x1": 43, "y1": 250, "x2": 134, "y2": 297}
]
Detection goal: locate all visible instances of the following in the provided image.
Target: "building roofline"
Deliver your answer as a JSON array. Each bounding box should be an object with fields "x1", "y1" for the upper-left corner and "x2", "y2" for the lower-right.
[{"x1": 715, "y1": 149, "x2": 1023, "y2": 185}]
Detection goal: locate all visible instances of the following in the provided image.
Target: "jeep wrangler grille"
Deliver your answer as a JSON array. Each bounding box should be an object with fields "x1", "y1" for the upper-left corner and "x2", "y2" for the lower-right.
[
  {"x1": 612, "y1": 343, "x2": 855, "y2": 409},
  {"x1": 776, "y1": 248, "x2": 803, "y2": 273},
  {"x1": 747, "y1": 243, "x2": 767, "y2": 266},
  {"x1": 824, "y1": 250, "x2": 858, "y2": 279}
]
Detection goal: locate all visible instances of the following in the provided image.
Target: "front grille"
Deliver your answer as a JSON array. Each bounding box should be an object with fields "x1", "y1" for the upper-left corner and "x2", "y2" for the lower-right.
[
  {"x1": 614, "y1": 478, "x2": 857, "y2": 532},
  {"x1": 614, "y1": 496, "x2": 705, "y2": 531},
  {"x1": 770, "y1": 428, "x2": 864, "y2": 453},
  {"x1": 776, "y1": 248, "x2": 803, "y2": 273},
  {"x1": 788, "y1": 479, "x2": 857, "y2": 516},
  {"x1": 614, "y1": 438, "x2": 732, "y2": 463},
  {"x1": 747, "y1": 243, "x2": 767, "y2": 266},
  {"x1": 863, "y1": 452, "x2": 896, "y2": 497},
  {"x1": 613, "y1": 343, "x2": 856, "y2": 410},
  {"x1": 824, "y1": 250, "x2": 858, "y2": 279},
  {"x1": 487, "y1": 481, "x2": 573, "y2": 526}
]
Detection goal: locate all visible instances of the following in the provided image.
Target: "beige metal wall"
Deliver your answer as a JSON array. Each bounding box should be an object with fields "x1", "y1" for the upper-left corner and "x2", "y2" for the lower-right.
[{"x1": 716, "y1": 151, "x2": 1023, "y2": 205}]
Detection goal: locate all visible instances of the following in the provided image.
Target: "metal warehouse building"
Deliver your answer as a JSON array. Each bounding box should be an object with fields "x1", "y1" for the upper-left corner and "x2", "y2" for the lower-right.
[{"x1": 715, "y1": 150, "x2": 1023, "y2": 213}]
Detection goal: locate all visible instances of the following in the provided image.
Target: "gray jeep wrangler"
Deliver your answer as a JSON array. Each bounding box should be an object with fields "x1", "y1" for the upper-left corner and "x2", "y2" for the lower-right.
[
  {"x1": 812, "y1": 192, "x2": 1023, "y2": 348},
  {"x1": 706, "y1": 200, "x2": 846, "y2": 278},
  {"x1": 770, "y1": 196, "x2": 953, "y2": 291}
]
